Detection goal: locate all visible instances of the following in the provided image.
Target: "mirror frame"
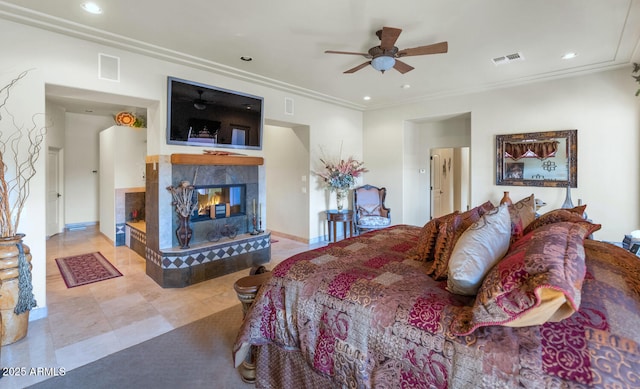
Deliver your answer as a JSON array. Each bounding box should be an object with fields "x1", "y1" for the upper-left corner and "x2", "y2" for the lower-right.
[{"x1": 496, "y1": 129, "x2": 577, "y2": 188}]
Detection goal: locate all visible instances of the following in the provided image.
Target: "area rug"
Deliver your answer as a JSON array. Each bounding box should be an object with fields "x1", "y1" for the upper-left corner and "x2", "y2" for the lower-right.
[
  {"x1": 55, "y1": 252, "x2": 122, "y2": 288},
  {"x1": 27, "y1": 305, "x2": 250, "y2": 389}
]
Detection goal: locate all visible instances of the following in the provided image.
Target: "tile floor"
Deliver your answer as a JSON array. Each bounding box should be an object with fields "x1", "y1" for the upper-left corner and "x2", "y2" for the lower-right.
[{"x1": 0, "y1": 226, "x2": 324, "y2": 388}]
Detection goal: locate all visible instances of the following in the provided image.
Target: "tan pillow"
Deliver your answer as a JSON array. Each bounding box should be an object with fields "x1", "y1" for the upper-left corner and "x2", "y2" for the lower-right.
[
  {"x1": 509, "y1": 194, "x2": 536, "y2": 241},
  {"x1": 523, "y1": 207, "x2": 591, "y2": 236},
  {"x1": 446, "y1": 204, "x2": 512, "y2": 295}
]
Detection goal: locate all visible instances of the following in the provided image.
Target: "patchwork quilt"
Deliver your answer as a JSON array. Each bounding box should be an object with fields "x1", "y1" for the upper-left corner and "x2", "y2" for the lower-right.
[{"x1": 233, "y1": 225, "x2": 640, "y2": 388}]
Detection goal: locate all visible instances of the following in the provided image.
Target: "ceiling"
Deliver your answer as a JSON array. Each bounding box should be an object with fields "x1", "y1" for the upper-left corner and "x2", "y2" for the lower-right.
[{"x1": 2, "y1": 0, "x2": 640, "y2": 112}]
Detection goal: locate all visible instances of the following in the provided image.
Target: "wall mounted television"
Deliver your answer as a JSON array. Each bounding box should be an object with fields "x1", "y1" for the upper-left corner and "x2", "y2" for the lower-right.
[{"x1": 167, "y1": 77, "x2": 264, "y2": 150}]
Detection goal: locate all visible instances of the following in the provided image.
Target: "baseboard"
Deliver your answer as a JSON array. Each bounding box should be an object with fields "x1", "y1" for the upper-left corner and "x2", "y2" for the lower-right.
[
  {"x1": 65, "y1": 221, "x2": 98, "y2": 231},
  {"x1": 269, "y1": 230, "x2": 308, "y2": 244},
  {"x1": 99, "y1": 231, "x2": 114, "y2": 245},
  {"x1": 269, "y1": 230, "x2": 326, "y2": 245},
  {"x1": 29, "y1": 306, "x2": 48, "y2": 321}
]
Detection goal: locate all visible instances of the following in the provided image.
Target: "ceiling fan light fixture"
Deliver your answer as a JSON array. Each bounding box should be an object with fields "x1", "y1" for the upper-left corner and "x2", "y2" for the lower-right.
[
  {"x1": 193, "y1": 102, "x2": 207, "y2": 110},
  {"x1": 81, "y1": 2, "x2": 103, "y2": 14},
  {"x1": 371, "y1": 56, "x2": 396, "y2": 72}
]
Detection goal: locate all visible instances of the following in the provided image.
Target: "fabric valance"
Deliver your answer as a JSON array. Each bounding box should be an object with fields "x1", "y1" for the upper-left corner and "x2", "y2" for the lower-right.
[{"x1": 504, "y1": 140, "x2": 559, "y2": 160}]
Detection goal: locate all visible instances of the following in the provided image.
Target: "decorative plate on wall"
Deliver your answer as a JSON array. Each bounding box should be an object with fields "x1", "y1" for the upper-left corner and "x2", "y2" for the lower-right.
[{"x1": 115, "y1": 111, "x2": 135, "y2": 126}]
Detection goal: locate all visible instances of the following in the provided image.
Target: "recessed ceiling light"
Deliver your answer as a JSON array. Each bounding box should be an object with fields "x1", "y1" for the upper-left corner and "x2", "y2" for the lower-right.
[
  {"x1": 363, "y1": 96, "x2": 371, "y2": 101},
  {"x1": 562, "y1": 52, "x2": 577, "y2": 60},
  {"x1": 240, "y1": 56, "x2": 253, "y2": 62},
  {"x1": 81, "y1": 2, "x2": 102, "y2": 14},
  {"x1": 401, "y1": 84, "x2": 411, "y2": 89}
]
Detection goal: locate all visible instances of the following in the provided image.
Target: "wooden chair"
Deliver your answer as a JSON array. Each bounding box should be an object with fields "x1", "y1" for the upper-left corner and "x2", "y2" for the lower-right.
[{"x1": 353, "y1": 185, "x2": 391, "y2": 234}]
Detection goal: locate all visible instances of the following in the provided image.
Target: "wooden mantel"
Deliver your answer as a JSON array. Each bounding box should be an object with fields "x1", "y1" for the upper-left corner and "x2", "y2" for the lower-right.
[{"x1": 170, "y1": 153, "x2": 264, "y2": 166}]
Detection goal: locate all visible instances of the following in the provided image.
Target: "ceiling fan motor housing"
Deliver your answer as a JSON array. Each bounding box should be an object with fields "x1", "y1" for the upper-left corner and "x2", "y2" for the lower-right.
[{"x1": 368, "y1": 46, "x2": 398, "y2": 59}]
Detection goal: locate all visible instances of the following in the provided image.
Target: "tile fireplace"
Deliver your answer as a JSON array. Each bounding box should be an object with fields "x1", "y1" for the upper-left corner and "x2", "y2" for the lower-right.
[{"x1": 144, "y1": 154, "x2": 270, "y2": 288}]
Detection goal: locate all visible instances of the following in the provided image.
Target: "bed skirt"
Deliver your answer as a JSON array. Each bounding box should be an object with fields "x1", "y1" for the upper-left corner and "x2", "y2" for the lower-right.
[{"x1": 256, "y1": 343, "x2": 333, "y2": 388}]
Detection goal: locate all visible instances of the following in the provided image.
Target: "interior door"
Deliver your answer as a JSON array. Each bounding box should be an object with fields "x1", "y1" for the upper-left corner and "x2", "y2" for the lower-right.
[
  {"x1": 430, "y1": 152, "x2": 442, "y2": 219},
  {"x1": 46, "y1": 148, "x2": 62, "y2": 236},
  {"x1": 430, "y1": 148, "x2": 454, "y2": 218}
]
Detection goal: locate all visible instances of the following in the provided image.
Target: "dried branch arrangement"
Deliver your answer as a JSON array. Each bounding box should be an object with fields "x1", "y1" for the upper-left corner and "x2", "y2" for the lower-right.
[
  {"x1": 167, "y1": 180, "x2": 198, "y2": 217},
  {"x1": 0, "y1": 70, "x2": 47, "y2": 237}
]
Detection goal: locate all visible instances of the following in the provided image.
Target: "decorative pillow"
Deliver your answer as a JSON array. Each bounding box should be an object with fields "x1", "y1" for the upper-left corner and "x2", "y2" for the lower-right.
[
  {"x1": 427, "y1": 205, "x2": 487, "y2": 280},
  {"x1": 358, "y1": 204, "x2": 381, "y2": 216},
  {"x1": 508, "y1": 194, "x2": 536, "y2": 241},
  {"x1": 446, "y1": 204, "x2": 512, "y2": 295},
  {"x1": 477, "y1": 200, "x2": 495, "y2": 216},
  {"x1": 427, "y1": 214, "x2": 462, "y2": 279},
  {"x1": 406, "y1": 212, "x2": 458, "y2": 263},
  {"x1": 568, "y1": 204, "x2": 587, "y2": 216},
  {"x1": 523, "y1": 206, "x2": 595, "y2": 236},
  {"x1": 450, "y1": 221, "x2": 596, "y2": 336}
]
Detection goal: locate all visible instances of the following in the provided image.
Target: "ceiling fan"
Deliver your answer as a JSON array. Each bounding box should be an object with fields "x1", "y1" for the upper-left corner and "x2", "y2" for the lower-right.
[
  {"x1": 325, "y1": 27, "x2": 448, "y2": 74},
  {"x1": 193, "y1": 90, "x2": 209, "y2": 110}
]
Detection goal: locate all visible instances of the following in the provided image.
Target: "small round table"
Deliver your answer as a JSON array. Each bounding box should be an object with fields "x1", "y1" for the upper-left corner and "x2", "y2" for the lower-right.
[{"x1": 326, "y1": 209, "x2": 354, "y2": 243}]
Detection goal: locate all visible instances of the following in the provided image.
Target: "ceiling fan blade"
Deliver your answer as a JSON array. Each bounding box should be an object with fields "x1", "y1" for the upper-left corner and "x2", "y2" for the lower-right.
[
  {"x1": 378, "y1": 27, "x2": 402, "y2": 50},
  {"x1": 344, "y1": 61, "x2": 371, "y2": 74},
  {"x1": 325, "y1": 50, "x2": 370, "y2": 58},
  {"x1": 397, "y1": 41, "x2": 448, "y2": 57},
  {"x1": 393, "y1": 60, "x2": 414, "y2": 74}
]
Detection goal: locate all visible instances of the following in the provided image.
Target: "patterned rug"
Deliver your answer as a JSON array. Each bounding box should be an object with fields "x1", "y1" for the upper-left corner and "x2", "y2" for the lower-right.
[{"x1": 55, "y1": 252, "x2": 123, "y2": 288}]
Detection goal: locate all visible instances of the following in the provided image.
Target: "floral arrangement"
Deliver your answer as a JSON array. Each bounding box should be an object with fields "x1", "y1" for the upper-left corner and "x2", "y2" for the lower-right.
[
  {"x1": 167, "y1": 181, "x2": 198, "y2": 217},
  {"x1": 315, "y1": 155, "x2": 368, "y2": 191},
  {"x1": 0, "y1": 70, "x2": 47, "y2": 238}
]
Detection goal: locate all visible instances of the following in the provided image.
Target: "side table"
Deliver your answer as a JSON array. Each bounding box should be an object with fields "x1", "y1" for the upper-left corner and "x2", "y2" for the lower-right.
[
  {"x1": 326, "y1": 209, "x2": 354, "y2": 243},
  {"x1": 233, "y1": 270, "x2": 273, "y2": 384}
]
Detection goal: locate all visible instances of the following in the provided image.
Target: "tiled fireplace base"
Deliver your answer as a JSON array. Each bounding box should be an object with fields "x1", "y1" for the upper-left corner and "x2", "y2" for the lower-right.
[{"x1": 145, "y1": 232, "x2": 271, "y2": 288}]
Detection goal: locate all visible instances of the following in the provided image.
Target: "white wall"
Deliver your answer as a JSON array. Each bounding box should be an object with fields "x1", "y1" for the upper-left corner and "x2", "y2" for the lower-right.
[
  {"x1": 113, "y1": 127, "x2": 147, "y2": 189},
  {"x1": 99, "y1": 128, "x2": 115, "y2": 242},
  {"x1": 402, "y1": 116, "x2": 471, "y2": 226},
  {"x1": 64, "y1": 113, "x2": 113, "y2": 226},
  {"x1": 1, "y1": 18, "x2": 363, "y2": 314},
  {"x1": 365, "y1": 67, "x2": 640, "y2": 241},
  {"x1": 45, "y1": 102, "x2": 67, "y2": 236},
  {"x1": 99, "y1": 125, "x2": 146, "y2": 242},
  {"x1": 264, "y1": 124, "x2": 310, "y2": 240}
]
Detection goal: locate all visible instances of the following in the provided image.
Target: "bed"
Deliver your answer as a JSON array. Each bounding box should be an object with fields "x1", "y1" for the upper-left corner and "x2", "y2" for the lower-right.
[{"x1": 233, "y1": 202, "x2": 640, "y2": 388}]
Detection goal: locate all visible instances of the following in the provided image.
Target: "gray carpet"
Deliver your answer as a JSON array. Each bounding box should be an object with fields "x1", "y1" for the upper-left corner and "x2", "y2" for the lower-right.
[{"x1": 28, "y1": 305, "x2": 252, "y2": 389}]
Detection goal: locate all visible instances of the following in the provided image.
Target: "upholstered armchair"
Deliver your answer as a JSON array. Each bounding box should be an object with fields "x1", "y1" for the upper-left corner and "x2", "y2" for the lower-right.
[{"x1": 353, "y1": 185, "x2": 391, "y2": 234}]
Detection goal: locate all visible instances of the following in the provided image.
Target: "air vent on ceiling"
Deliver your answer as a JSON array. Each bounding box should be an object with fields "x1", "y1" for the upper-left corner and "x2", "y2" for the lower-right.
[{"x1": 492, "y1": 52, "x2": 524, "y2": 66}]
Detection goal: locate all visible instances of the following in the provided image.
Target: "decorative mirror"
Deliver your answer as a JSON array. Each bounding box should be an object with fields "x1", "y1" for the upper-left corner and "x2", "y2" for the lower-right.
[{"x1": 496, "y1": 129, "x2": 577, "y2": 188}]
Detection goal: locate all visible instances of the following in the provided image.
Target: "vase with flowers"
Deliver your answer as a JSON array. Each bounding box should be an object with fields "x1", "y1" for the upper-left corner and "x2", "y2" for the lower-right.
[
  {"x1": 315, "y1": 152, "x2": 368, "y2": 211},
  {"x1": 0, "y1": 70, "x2": 44, "y2": 345}
]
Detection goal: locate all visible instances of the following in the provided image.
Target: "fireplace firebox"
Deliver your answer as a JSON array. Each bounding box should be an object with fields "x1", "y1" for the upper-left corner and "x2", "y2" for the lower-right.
[{"x1": 192, "y1": 184, "x2": 246, "y2": 222}]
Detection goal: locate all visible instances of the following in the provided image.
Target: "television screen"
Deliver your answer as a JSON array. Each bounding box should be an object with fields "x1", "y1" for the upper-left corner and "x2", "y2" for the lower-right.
[{"x1": 167, "y1": 77, "x2": 264, "y2": 150}]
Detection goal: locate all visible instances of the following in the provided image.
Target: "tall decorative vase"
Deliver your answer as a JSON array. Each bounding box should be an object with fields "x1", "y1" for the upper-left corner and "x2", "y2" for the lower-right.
[
  {"x1": 176, "y1": 215, "x2": 193, "y2": 249},
  {"x1": 0, "y1": 234, "x2": 36, "y2": 345},
  {"x1": 500, "y1": 191, "x2": 513, "y2": 206},
  {"x1": 561, "y1": 185, "x2": 574, "y2": 209},
  {"x1": 335, "y1": 188, "x2": 348, "y2": 211}
]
